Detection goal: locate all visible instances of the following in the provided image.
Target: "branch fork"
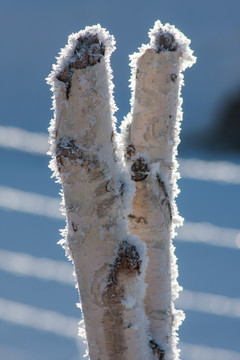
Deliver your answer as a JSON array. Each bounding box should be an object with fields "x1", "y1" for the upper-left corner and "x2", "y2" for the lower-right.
[{"x1": 47, "y1": 21, "x2": 196, "y2": 360}]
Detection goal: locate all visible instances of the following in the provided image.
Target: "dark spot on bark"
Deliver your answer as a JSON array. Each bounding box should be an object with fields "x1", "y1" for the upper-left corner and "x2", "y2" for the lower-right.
[
  {"x1": 72, "y1": 222, "x2": 78, "y2": 232},
  {"x1": 155, "y1": 31, "x2": 178, "y2": 53},
  {"x1": 136, "y1": 68, "x2": 140, "y2": 79},
  {"x1": 107, "y1": 240, "x2": 142, "y2": 287},
  {"x1": 56, "y1": 33, "x2": 105, "y2": 98},
  {"x1": 56, "y1": 136, "x2": 101, "y2": 176},
  {"x1": 156, "y1": 173, "x2": 172, "y2": 222},
  {"x1": 149, "y1": 339, "x2": 165, "y2": 360},
  {"x1": 56, "y1": 137, "x2": 82, "y2": 171},
  {"x1": 126, "y1": 144, "x2": 136, "y2": 160},
  {"x1": 131, "y1": 157, "x2": 149, "y2": 181},
  {"x1": 119, "y1": 180, "x2": 125, "y2": 196},
  {"x1": 169, "y1": 115, "x2": 172, "y2": 119},
  {"x1": 111, "y1": 131, "x2": 114, "y2": 143},
  {"x1": 170, "y1": 73, "x2": 177, "y2": 83},
  {"x1": 128, "y1": 214, "x2": 147, "y2": 225}
]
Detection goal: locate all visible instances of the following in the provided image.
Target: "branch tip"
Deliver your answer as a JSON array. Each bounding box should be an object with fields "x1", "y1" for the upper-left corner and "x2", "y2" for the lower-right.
[
  {"x1": 56, "y1": 33, "x2": 105, "y2": 98},
  {"x1": 155, "y1": 31, "x2": 178, "y2": 53}
]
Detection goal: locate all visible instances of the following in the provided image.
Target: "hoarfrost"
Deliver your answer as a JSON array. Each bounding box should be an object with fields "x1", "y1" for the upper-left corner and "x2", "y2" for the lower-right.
[{"x1": 47, "y1": 20, "x2": 195, "y2": 360}]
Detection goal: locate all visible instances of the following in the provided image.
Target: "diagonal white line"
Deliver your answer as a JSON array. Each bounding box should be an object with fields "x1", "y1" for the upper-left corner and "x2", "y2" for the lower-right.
[
  {"x1": 0, "y1": 296, "x2": 239, "y2": 360},
  {"x1": 0, "y1": 298, "x2": 88, "y2": 358},
  {"x1": 1, "y1": 125, "x2": 240, "y2": 184},
  {"x1": 179, "y1": 158, "x2": 240, "y2": 185},
  {"x1": 1, "y1": 249, "x2": 240, "y2": 319},
  {"x1": 180, "y1": 342, "x2": 240, "y2": 360},
  {"x1": 0, "y1": 186, "x2": 239, "y2": 250},
  {"x1": 0, "y1": 297, "x2": 78, "y2": 339},
  {"x1": 0, "y1": 186, "x2": 63, "y2": 219},
  {"x1": 176, "y1": 221, "x2": 240, "y2": 249},
  {"x1": 177, "y1": 289, "x2": 240, "y2": 318},
  {"x1": 0, "y1": 249, "x2": 73, "y2": 284},
  {"x1": 0, "y1": 126, "x2": 49, "y2": 155}
]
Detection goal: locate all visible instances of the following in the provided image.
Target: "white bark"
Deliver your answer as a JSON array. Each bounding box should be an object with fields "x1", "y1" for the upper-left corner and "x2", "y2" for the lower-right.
[
  {"x1": 47, "y1": 21, "x2": 196, "y2": 360},
  {"x1": 119, "y1": 21, "x2": 196, "y2": 360},
  {"x1": 47, "y1": 25, "x2": 153, "y2": 360}
]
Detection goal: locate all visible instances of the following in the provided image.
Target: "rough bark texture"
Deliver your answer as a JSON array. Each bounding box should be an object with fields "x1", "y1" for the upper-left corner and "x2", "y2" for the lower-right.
[
  {"x1": 120, "y1": 23, "x2": 196, "y2": 359},
  {"x1": 48, "y1": 27, "x2": 153, "y2": 360},
  {"x1": 48, "y1": 22, "x2": 196, "y2": 360},
  {"x1": 125, "y1": 47, "x2": 181, "y2": 352}
]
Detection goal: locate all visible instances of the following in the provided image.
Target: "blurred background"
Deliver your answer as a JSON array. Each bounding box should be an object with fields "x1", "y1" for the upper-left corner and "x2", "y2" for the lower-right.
[{"x1": 0, "y1": 0, "x2": 240, "y2": 359}]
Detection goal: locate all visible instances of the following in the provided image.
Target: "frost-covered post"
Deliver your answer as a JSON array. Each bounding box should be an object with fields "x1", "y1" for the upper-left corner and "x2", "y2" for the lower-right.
[{"x1": 47, "y1": 21, "x2": 195, "y2": 360}]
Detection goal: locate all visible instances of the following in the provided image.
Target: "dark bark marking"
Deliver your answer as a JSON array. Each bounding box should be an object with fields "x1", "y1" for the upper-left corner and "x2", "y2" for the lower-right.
[
  {"x1": 128, "y1": 214, "x2": 147, "y2": 225},
  {"x1": 71, "y1": 222, "x2": 78, "y2": 232},
  {"x1": 126, "y1": 143, "x2": 136, "y2": 160},
  {"x1": 156, "y1": 173, "x2": 172, "y2": 222},
  {"x1": 149, "y1": 339, "x2": 165, "y2": 360},
  {"x1": 57, "y1": 33, "x2": 105, "y2": 98},
  {"x1": 56, "y1": 136, "x2": 101, "y2": 177},
  {"x1": 110, "y1": 131, "x2": 114, "y2": 143},
  {"x1": 169, "y1": 73, "x2": 178, "y2": 83},
  {"x1": 136, "y1": 68, "x2": 140, "y2": 80},
  {"x1": 155, "y1": 31, "x2": 178, "y2": 53},
  {"x1": 102, "y1": 241, "x2": 142, "y2": 359},
  {"x1": 118, "y1": 180, "x2": 125, "y2": 196},
  {"x1": 107, "y1": 240, "x2": 142, "y2": 287},
  {"x1": 131, "y1": 157, "x2": 150, "y2": 181}
]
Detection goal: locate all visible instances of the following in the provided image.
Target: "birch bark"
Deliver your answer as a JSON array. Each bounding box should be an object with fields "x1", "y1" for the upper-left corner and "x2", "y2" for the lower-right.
[
  {"x1": 47, "y1": 21, "x2": 196, "y2": 360},
  {"x1": 47, "y1": 25, "x2": 152, "y2": 360},
  {"x1": 120, "y1": 21, "x2": 196, "y2": 359}
]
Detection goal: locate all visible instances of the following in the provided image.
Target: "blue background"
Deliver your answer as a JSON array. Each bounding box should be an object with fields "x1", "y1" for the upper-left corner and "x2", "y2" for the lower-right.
[{"x1": 0, "y1": 1, "x2": 240, "y2": 359}]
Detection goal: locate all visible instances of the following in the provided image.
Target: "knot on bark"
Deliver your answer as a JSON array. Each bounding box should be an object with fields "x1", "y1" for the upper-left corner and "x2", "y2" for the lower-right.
[
  {"x1": 168, "y1": 73, "x2": 178, "y2": 83},
  {"x1": 149, "y1": 339, "x2": 165, "y2": 360},
  {"x1": 155, "y1": 31, "x2": 178, "y2": 53},
  {"x1": 57, "y1": 33, "x2": 105, "y2": 98},
  {"x1": 56, "y1": 136, "x2": 100, "y2": 173},
  {"x1": 108, "y1": 240, "x2": 142, "y2": 288},
  {"x1": 131, "y1": 157, "x2": 150, "y2": 181}
]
